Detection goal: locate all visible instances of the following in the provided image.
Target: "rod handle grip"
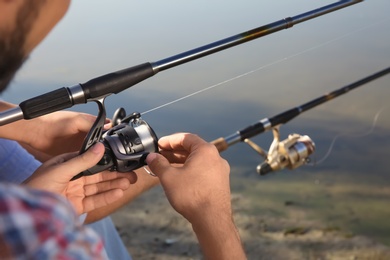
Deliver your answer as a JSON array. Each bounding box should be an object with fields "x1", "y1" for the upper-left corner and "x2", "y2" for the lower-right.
[
  {"x1": 81, "y1": 62, "x2": 154, "y2": 99},
  {"x1": 19, "y1": 87, "x2": 73, "y2": 119},
  {"x1": 211, "y1": 137, "x2": 228, "y2": 153}
]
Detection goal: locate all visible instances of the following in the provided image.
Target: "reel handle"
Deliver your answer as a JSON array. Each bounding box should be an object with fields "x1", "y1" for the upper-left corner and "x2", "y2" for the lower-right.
[{"x1": 211, "y1": 137, "x2": 229, "y2": 152}]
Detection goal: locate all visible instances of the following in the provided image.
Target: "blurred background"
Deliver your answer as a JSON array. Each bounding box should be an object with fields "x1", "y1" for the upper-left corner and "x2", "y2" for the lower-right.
[{"x1": 2, "y1": 0, "x2": 390, "y2": 256}]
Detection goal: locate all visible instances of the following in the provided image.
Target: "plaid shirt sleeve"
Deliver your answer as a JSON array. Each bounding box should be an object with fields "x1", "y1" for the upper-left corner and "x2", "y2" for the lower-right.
[{"x1": 0, "y1": 183, "x2": 107, "y2": 260}]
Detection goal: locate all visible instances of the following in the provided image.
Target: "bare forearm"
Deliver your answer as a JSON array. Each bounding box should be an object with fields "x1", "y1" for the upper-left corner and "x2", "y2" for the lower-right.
[
  {"x1": 85, "y1": 169, "x2": 160, "y2": 223},
  {"x1": 192, "y1": 212, "x2": 246, "y2": 260}
]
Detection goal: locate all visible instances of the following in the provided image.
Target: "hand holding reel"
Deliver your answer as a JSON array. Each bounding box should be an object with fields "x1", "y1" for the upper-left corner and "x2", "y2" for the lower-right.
[{"x1": 71, "y1": 98, "x2": 158, "y2": 181}]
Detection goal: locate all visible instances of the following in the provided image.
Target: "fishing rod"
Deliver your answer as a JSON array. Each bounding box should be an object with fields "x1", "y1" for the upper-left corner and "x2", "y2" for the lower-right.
[
  {"x1": 0, "y1": 0, "x2": 362, "y2": 126},
  {"x1": 211, "y1": 66, "x2": 390, "y2": 175},
  {"x1": 0, "y1": 0, "x2": 364, "y2": 180}
]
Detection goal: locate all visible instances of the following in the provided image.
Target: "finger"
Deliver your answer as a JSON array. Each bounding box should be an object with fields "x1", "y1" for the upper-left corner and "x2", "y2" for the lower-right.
[
  {"x1": 158, "y1": 133, "x2": 207, "y2": 153},
  {"x1": 78, "y1": 114, "x2": 111, "y2": 132},
  {"x1": 75, "y1": 113, "x2": 97, "y2": 132},
  {"x1": 159, "y1": 150, "x2": 188, "y2": 164},
  {"x1": 80, "y1": 113, "x2": 97, "y2": 123},
  {"x1": 104, "y1": 122, "x2": 112, "y2": 130},
  {"x1": 84, "y1": 177, "x2": 131, "y2": 196},
  {"x1": 83, "y1": 171, "x2": 137, "y2": 185},
  {"x1": 58, "y1": 143, "x2": 105, "y2": 180},
  {"x1": 83, "y1": 189, "x2": 124, "y2": 213},
  {"x1": 145, "y1": 153, "x2": 174, "y2": 178},
  {"x1": 42, "y1": 151, "x2": 78, "y2": 166}
]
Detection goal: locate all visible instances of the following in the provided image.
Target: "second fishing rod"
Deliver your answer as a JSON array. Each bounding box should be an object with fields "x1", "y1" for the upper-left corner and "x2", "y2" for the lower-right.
[
  {"x1": 0, "y1": 0, "x2": 363, "y2": 126},
  {"x1": 211, "y1": 66, "x2": 390, "y2": 175}
]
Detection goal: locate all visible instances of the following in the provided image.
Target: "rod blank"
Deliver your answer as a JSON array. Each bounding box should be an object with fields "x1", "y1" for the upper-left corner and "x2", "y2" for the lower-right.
[
  {"x1": 212, "y1": 66, "x2": 390, "y2": 152},
  {"x1": 152, "y1": 0, "x2": 363, "y2": 72},
  {"x1": 0, "y1": 0, "x2": 363, "y2": 126}
]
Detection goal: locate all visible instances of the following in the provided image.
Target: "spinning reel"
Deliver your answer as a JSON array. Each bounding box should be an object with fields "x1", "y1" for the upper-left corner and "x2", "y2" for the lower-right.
[
  {"x1": 72, "y1": 98, "x2": 158, "y2": 180},
  {"x1": 244, "y1": 126, "x2": 315, "y2": 175}
]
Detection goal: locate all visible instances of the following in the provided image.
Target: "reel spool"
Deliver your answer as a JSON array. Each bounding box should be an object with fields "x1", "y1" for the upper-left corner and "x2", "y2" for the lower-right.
[{"x1": 73, "y1": 106, "x2": 158, "y2": 180}]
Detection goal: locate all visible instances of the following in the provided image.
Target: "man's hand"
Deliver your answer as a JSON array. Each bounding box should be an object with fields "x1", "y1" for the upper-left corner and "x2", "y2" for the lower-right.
[
  {"x1": 145, "y1": 133, "x2": 246, "y2": 260},
  {"x1": 26, "y1": 111, "x2": 109, "y2": 155},
  {"x1": 23, "y1": 143, "x2": 136, "y2": 215},
  {"x1": 146, "y1": 133, "x2": 231, "y2": 222},
  {"x1": 0, "y1": 102, "x2": 108, "y2": 156}
]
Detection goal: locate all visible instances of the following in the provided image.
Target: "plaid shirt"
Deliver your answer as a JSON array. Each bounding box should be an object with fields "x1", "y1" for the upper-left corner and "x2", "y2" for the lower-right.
[{"x1": 0, "y1": 183, "x2": 107, "y2": 260}]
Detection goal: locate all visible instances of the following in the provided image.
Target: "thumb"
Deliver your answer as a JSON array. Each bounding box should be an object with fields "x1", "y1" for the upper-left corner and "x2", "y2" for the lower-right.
[
  {"x1": 145, "y1": 153, "x2": 172, "y2": 178},
  {"x1": 24, "y1": 143, "x2": 106, "y2": 191},
  {"x1": 59, "y1": 143, "x2": 105, "y2": 180}
]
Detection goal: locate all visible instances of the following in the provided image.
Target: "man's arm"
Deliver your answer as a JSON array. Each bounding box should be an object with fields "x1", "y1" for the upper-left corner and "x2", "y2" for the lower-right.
[
  {"x1": 146, "y1": 133, "x2": 246, "y2": 260},
  {"x1": 191, "y1": 211, "x2": 245, "y2": 260}
]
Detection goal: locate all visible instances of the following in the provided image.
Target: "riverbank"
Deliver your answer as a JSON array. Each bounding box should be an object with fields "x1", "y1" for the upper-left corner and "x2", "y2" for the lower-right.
[{"x1": 112, "y1": 172, "x2": 390, "y2": 260}]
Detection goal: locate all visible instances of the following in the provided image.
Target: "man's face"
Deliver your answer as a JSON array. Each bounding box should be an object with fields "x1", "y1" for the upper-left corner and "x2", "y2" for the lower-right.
[{"x1": 0, "y1": 0, "x2": 70, "y2": 93}]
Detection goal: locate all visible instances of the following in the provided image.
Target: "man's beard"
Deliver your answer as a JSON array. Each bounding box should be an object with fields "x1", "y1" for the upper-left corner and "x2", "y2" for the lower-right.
[
  {"x1": 0, "y1": 30, "x2": 26, "y2": 93},
  {"x1": 0, "y1": 1, "x2": 45, "y2": 93}
]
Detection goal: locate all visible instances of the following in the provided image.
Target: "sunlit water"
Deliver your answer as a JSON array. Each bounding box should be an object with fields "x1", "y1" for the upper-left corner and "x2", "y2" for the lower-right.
[{"x1": 2, "y1": 0, "x2": 390, "y2": 244}]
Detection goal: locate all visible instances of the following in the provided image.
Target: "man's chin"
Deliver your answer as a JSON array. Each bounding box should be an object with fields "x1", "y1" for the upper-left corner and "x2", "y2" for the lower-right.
[
  {"x1": 0, "y1": 73, "x2": 15, "y2": 94},
  {"x1": 0, "y1": 56, "x2": 28, "y2": 94}
]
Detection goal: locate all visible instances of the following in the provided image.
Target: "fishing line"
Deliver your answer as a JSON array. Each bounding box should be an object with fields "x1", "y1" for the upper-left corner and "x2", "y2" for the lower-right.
[
  {"x1": 142, "y1": 17, "x2": 389, "y2": 115},
  {"x1": 310, "y1": 106, "x2": 386, "y2": 166}
]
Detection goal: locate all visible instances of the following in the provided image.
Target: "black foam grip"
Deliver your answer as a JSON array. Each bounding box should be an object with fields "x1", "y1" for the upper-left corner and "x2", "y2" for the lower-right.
[
  {"x1": 19, "y1": 87, "x2": 73, "y2": 119},
  {"x1": 81, "y1": 62, "x2": 154, "y2": 99}
]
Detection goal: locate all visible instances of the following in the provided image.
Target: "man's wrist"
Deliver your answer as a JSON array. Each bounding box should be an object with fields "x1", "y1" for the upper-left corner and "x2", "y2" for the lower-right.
[{"x1": 191, "y1": 211, "x2": 246, "y2": 259}]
